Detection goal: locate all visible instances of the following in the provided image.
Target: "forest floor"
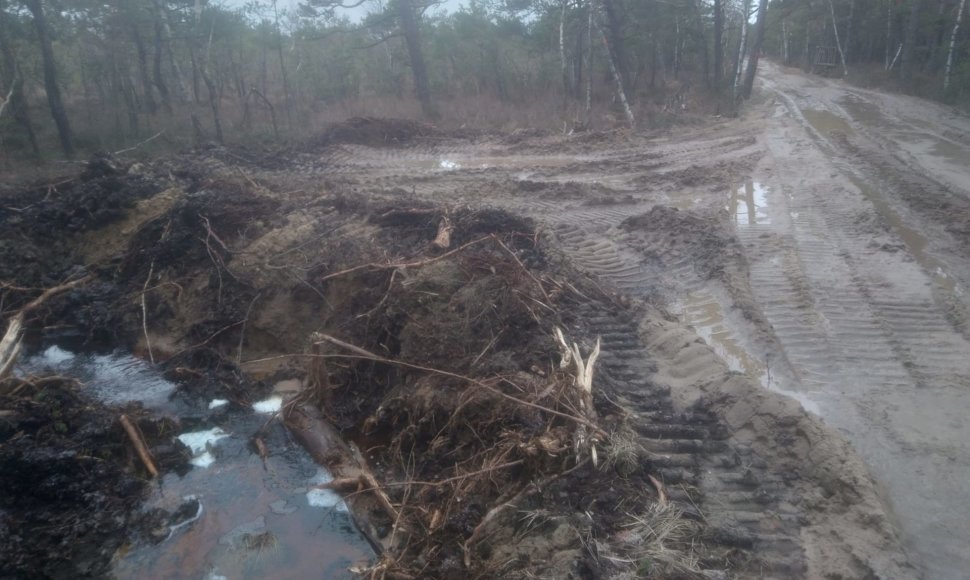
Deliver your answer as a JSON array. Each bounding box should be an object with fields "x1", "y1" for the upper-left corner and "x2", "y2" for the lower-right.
[{"x1": 2, "y1": 60, "x2": 967, "y2": 579}]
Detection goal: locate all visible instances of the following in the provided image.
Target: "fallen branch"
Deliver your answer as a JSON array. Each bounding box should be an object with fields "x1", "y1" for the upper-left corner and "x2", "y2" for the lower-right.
[
  {"x1": 0, "y1": 276, "x2": 90, "y2": 380},
  {"x1": 113, "y1": 130, "x2": 165, "y2": 156},
  {"x1": 120, "y1": 414, "x2": 159, "y2": 478},
  {"x1": 490, "y1": 234, "x2": 553, "y2": 307},
  {"x1": 316, "y1": 235, "x2": 491, "y2": 285},
  {"x1": 141, "y1": 261, "x2": 156, "y2": 364}
]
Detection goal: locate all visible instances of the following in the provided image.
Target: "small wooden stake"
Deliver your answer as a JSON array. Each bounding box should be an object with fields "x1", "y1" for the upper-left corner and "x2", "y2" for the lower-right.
[{"x1": 120, "y1": 414, "x2": 159, "y2": 478}]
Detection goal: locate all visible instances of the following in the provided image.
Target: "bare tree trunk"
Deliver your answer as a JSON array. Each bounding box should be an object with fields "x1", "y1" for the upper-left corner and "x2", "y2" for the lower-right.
[
  {"x1": 944, "y1": 0, "x2": 966, "y2": 90},
  {"x1": 130, "y1": 23, "x2": 158, "y2": 114},
  {"x1": 150, "y1": 0, "x2": 187, "y2": 102},
  {"x1": 782, "y1": 19, "x2": 790, "y2": 63},
  {"x1": 24, "y1": 0, "x2": 72, "y2": 157},
  {"x1": 596, "y1": 21, "x2": 635, "y2": 129},
  {"x1": 585, "y1": 0, "x2": 593, "y2": 124},
  {"x1": 733, "y1": 0, "x2": 751, "y2": 98},
  {"x1": 560, "y1": 0, "x2": 569, "y2": 108},
  {"x1": 272, "y1": 0, "x2": 293, "y2": 128},
  {"x1": 901, "y1": 0, "x2": 923, "y2": 81},
  {"x1": 0, "y1": 3, "x2": 38, "y2": 155},
  {"x1": 742, "y1": 0, "x2": 769, "y2": 98},
  {"x1": 828, "y1": 0, "x2": 849, "y2": 76},
  {"x1": 845, "y1": 0, "x2": 856, "y2": 62},
  {"x1": 886, "y1": 0, "x2": 892, "y2": 68},
  {"x1": 601, "y1": 0, "x2": 633, "y2": 98},
  {"x1": 397, "y1": 0, "x2": 437, "y2": 119},
  {"x1": 714, "y1": 0, "x2": 725, "y2": 87},
  {"x1": 152, "y1": 18, "x2": 172, "y2": 112}
]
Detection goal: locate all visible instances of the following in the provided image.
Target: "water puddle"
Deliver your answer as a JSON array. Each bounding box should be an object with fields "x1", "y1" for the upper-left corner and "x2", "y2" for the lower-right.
[
  {"x1": 802, "y1": 108, "x2": 854, "y2": 138},
  {"x1": 837, "y1": 95, "x2": 890, "y2": 128},
  {"x1": 18, "y1": 341, "x2": 373, "y2": 579},
  {"x1": 18, "y1": 344, "x2": 178, "y2": 411},
  {"x1": 681, "y1": 292, "x2": 764, "y2": 378},
  {"x1": 681, "y1": 292, "x2": 823, "y2": 415},
  {"x1": 729, "y1": 180, "x2": 770, "y2": 226},
  {"x1": 409, "y1": 154, "x2": 578, "y2": 172}
]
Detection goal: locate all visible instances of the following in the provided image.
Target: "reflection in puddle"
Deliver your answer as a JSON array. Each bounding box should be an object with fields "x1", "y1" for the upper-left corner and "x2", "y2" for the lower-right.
[
  {"x1": 682, "y1": 292, "x2": 823, "y2": 415},
  {"x1": 682, "y1": 293, "x2": 764, "y2": 378},
  {"x1": 730, "y1": 180, "x2": 770, "y2": 226},
  {"x1": 802, "y1": 108, "x2": 854, "y2": 137}
]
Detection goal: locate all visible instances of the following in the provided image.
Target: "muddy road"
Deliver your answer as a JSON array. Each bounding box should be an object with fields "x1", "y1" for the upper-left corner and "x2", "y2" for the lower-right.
[{"x1": 280, "y1": 64, "x2": 970, "y2": 578}]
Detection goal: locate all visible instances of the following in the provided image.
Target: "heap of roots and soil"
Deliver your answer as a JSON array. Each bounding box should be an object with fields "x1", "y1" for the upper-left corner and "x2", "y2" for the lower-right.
[{"x1": 0, "y1": 152, "x2": 704, "y2": 579}]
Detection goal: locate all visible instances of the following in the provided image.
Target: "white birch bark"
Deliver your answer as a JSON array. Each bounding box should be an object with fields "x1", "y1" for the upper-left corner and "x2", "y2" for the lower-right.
[{"x1": 945, "y1": 0, "x2": 967, "y2": 90}]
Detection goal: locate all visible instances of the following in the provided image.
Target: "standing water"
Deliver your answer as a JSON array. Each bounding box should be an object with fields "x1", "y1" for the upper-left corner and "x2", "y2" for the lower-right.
[{"x1": 18, "y1": 340, "x2": 373, "y2": 579}]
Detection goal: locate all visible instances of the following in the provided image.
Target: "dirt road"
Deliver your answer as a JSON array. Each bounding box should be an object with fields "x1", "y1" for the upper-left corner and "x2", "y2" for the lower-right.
[
  {"x1": 285, "y1": 64, "x2": 970, "y2": 578},
  {"x1": 753, "y1": 62, "x2": 970, "y2": 580}
]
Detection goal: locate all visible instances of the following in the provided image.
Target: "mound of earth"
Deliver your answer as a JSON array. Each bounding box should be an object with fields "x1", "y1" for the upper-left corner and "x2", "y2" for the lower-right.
[{"x1": 311, "y1": 117, "x2": 439, "y2": 148}]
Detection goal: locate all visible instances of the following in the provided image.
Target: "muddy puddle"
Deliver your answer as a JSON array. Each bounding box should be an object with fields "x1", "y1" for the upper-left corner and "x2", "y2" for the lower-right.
[
  {"x1": 680, "y1": 291, "x2": 823, "y2": 416},
  {"x1": 18, "y1": 340, "x2": 373, "y2": 580},
  {"x1": 680, "y1": 291, "x2": 764, "y2": 378},
  {"x1": 801, "y1": 108, "x2": 854, "y2": 137},
  {"x1": 798, "y1": 107, "x2": 962, "y2": 296},
  {"x1": 730, "y1": 180, "x2": 771, "y2": 226}
]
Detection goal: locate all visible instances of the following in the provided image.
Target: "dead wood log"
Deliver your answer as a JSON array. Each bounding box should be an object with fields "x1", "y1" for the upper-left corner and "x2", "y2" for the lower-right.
[
  {"x1": 120, "y1": 414, "x2": 159, "y2": 478},
  {"x1": 282, "y1": 401, "x2": 404, "y2": 555}
]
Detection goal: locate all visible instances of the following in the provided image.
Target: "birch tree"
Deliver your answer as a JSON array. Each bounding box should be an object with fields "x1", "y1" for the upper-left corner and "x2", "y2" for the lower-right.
[{"x1": 945, "y1": 0, "x2": 967, "y2": 90}]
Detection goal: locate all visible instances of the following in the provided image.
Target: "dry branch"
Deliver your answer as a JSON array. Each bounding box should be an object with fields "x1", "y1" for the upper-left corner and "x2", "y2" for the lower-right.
[
  {"x1": 0, "y1": 276, "x2": 90, "y2": 380},
  {"x1": 314, "y1": 334, "x2": 607, "y2": 438},
  {"x1": 119, "y1": 414, "x2": 159, "y2": 478}
]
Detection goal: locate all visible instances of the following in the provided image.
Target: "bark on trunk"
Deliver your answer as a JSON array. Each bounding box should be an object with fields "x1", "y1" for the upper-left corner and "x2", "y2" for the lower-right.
[
  {"x1": 152, "y1": 17, "x2": 172, "y2": 112},
  {"x1": 901, "y1": 0, "x2": 923, "y2": 81},
  {"x1": 130, "y1": 23, "x2": 158, "y2": 114},
  {"x1": 733, "y1": 0, "x2": 751, "y2": 98},
  {"x1": 397, "y1": 0, "x2": 437, "y2": 119},
  {"x1": 828, "y1": 0, "x2": 849, "y2": 76},
  {"x1": 742, "y1": 0, "x2": 769, "y2": 98},
  {"x1": 0, "y1": 4, "x2": 39, "y2": 155},
  {"x1": 25, "y1": 0, "x2": 73, "y2": 157},
  {"x1": 714, "y1": 0, "x2": 725, "y2": 87},
  {"x1": 585, "y1": 0, "x2": 593, "y2": 124},
  {"x1": 560, "y1": 0, "x2": 570, "y2": 107},
  {"x1": 944, "y1": 0, "x2": 967, "y2": 90},
  {"x1": 597, "y1": 21, "x2": 635, "y2": 129},
  {"x1": 601, "y1": 0, "x2": 633, "y2": 98}
]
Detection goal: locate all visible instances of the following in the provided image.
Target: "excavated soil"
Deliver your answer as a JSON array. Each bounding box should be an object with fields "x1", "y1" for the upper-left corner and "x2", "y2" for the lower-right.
[{"x1": 2, "y1": 101, "x2": 952, "y2": 578}]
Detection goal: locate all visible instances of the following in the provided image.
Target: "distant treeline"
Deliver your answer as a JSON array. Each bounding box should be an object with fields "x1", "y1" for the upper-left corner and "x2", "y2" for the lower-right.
[{"x1": 0, "y1": 0, "x2": 964, "y2": 159}]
